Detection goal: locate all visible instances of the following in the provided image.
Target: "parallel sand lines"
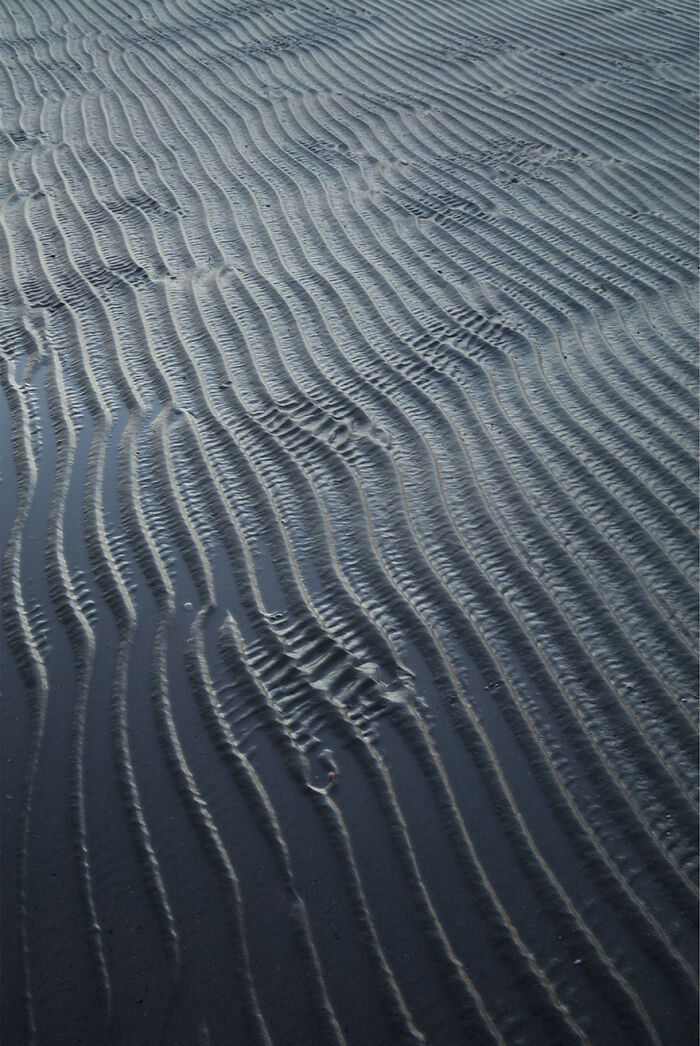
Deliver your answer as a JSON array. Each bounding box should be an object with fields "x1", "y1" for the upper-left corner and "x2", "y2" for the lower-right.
[{"x1": 1, "y1": 0, "x2": 698, "y2": 1043}]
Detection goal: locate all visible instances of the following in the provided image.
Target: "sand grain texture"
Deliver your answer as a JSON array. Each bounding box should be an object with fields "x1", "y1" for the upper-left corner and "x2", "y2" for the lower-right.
[{"x1": 1, "y1": 0, "x2": 698, "y2": 1043}]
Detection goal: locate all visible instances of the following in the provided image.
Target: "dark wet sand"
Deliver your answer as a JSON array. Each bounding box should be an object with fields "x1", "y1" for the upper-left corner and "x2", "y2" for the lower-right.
[{"x1": 1, "y1": 0, "x2": 698, "y2": 1043}]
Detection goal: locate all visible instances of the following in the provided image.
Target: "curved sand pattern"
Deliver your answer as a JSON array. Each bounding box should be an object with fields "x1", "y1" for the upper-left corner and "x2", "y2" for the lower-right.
[{"x1": 1, "y1": 0, "x2": 698, "y2": 1043}]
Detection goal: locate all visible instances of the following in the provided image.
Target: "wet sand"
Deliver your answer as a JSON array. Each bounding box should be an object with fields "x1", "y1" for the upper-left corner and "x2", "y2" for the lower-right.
[{"x1": 1, "y1": 0, "x2": 698, "y2": 1043}]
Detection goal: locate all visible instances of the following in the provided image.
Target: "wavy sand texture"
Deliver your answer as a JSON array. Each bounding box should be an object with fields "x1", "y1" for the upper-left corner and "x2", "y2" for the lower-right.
[{"x1": 1, "y1": 0, "x2": 698, "y2": 1043}]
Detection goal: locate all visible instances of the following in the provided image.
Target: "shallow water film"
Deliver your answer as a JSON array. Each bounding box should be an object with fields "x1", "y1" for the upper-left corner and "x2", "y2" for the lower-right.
[{"x1": 1, "y1": 0, "x2": 698, "y2": 1043}]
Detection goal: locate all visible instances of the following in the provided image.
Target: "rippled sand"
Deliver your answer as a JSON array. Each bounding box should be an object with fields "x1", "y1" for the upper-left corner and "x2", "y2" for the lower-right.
[{"x1": 1, "y1": 0, "x2": 698, "y2": 1043}]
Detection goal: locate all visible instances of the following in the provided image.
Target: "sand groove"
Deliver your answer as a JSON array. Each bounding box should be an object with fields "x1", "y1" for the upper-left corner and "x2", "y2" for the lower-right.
[{"x1": 1, "y1": 0, "x2": 697, "y2": 1043}]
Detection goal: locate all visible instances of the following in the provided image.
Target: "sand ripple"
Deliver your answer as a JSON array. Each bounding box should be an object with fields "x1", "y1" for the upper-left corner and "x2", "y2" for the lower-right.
[{"x1": 1, "y1": 0, "x2": 697, "y2": 1043}]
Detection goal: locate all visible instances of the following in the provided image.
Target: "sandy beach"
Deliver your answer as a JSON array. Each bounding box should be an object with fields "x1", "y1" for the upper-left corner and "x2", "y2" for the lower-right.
[{"x1": 1, "y1": 0, "x2": 698, "y2": 1043}]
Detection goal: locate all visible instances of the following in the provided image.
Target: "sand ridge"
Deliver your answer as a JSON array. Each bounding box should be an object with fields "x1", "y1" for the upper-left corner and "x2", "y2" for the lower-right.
[{"x1": 1, "y1": 0, "x2": 698, "y2": 1043}]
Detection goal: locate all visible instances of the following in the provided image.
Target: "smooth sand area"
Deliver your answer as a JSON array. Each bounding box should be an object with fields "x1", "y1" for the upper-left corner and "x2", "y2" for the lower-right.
[{"x1": 1, "y1": 0, "x2": 698, "y2": 1043}]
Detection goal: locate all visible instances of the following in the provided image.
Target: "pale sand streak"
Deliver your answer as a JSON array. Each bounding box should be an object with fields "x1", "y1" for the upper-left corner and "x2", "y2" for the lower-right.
[{"x1": 1, "y1": 0, "x2": 698, "y2": 1043}]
